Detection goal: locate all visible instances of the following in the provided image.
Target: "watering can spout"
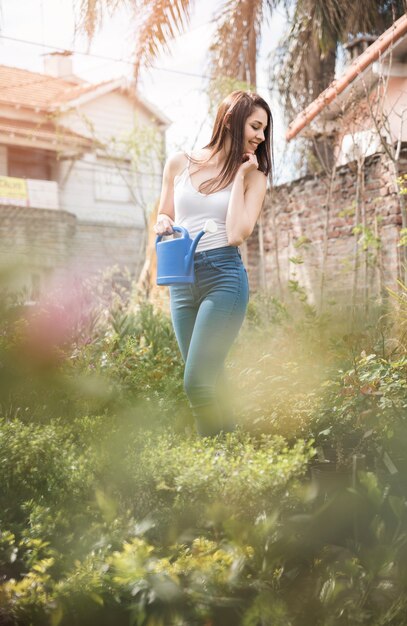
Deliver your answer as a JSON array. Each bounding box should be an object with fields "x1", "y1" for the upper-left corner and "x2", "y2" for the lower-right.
[{"x1": 185, "y1": 219, "x2": 218, "y2": 273}]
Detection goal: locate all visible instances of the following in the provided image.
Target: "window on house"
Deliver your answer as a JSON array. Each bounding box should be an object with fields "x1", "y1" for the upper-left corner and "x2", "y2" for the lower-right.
[
  {"x1": 8, "y1": 147, "x2": 54, "y2": 180},
  {"x1": 94, "y1": 156, "x2": 133, "y2": 203}
]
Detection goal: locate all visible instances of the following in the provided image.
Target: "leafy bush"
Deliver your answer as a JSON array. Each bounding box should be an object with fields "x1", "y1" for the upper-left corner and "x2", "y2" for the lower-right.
[
  {"x1": 311, "y1": 352, "x2": 407, "y2": 470},
  {"x1": 1, "y1": 265, "x2": 407, "y2": 625},
  {"x1": 121, "y1": 431, "x2": 314, "y2": 541}
]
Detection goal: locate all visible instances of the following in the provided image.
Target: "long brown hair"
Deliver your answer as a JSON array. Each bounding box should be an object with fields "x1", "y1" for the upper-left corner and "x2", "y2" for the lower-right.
[{"x1": 189, "y1": 90, "x2": 273, "y2": 194}]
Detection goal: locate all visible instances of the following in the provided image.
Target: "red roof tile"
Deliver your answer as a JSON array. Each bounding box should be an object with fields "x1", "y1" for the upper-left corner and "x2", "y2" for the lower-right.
[
  {"x1": 0, "y1": 64, "x2": 112, "y2": 111},
  {"x1": 0, "y1": 116, "x2": 95, "y2": 148},
  {"x1": 286, "y1": 14, "x2": 407, "y2": 141}
]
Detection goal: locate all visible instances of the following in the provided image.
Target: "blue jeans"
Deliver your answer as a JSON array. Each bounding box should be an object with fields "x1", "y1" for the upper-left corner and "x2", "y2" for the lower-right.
[{"x1": 169, "y1": 246, "x2": 249, "y2": 436}]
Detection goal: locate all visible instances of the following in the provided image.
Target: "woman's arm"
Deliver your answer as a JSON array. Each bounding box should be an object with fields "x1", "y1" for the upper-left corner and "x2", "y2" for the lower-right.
[
  {"x1": 226, "y1": 155, "x2": 267, "y2": 246},
  {"x1": 154, "y1": 152, "x2": 186, "y2": 236}
]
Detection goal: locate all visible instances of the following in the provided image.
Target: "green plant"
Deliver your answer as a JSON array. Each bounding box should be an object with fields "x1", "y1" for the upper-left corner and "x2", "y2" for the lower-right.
[{"x1": 311, "y1": 352, "x2": 407, "y2": 469}]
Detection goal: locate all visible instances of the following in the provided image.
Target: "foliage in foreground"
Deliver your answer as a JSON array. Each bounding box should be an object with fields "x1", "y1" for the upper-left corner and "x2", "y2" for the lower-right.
[{"x1": 1, "y1": 267, "x2": 407, "y2": 625}]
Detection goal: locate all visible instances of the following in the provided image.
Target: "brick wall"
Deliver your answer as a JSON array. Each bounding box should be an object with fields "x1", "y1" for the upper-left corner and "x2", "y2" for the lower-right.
[
  {"x1": 70, "y1": 220, "x2": 145, "y2": 278},
  {"x1": 0, "y1": 205, "x2": 76, "y2": 273},
  {"x1": 247, "y1": 150, "x2": 404, "y2": 306},
  {"x1": 0, "y1": 206, "x2": 144, "y2": 296},
  {"x1": 2, "y1": 149, "x2": 405, "y2": 305}
]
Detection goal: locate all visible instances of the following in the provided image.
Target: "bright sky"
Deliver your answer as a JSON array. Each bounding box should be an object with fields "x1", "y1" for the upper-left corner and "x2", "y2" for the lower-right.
[{"x1": 0, "y1": 0, "x2": 291, "y2": 181}]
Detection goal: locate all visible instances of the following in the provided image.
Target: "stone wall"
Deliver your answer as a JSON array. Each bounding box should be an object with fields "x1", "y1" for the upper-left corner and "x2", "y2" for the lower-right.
[
  {"x1": 247, "y1": 150, "x2": 405, "y2": 306},
  {"x1": 70, "y1": 220, "x2": 145, "y2": 279},
  {"x1": 2, "y1": 149, "x2": 405, "y2": 305},
  {"x1": 0, "y1": 205, "x2": 145, "y2": 297}
]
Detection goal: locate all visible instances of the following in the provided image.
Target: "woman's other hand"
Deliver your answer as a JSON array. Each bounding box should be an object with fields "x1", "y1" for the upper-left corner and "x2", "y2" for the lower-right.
[
  {"x1": 154, "y1": 213, "x2": 175, "y2": 236},
  {"x1": 239, "y1": 152, "x2": 259, "y2": 175}
]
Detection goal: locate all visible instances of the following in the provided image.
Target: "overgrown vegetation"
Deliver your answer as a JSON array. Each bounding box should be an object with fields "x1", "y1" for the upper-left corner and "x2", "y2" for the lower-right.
[{"x1": 0, "y1": 264, "x2": 407, "y2": 625}]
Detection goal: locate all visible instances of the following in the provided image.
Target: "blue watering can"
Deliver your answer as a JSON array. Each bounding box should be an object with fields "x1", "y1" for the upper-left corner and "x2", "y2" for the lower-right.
[{"x1": 156, "y1": 219, "x2": 218, "y2": 285}]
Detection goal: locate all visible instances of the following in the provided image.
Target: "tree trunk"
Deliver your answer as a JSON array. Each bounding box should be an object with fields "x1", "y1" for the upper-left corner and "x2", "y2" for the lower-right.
[
  {"x1": 319, "y1": 165, "x2": 337, "y2": 310},
  {"x1": 236, "y1": 15, "x2": 264, "y2": 284},
  {"x1": 306, "y1": 41, "x2": 337, "y2": 173}
]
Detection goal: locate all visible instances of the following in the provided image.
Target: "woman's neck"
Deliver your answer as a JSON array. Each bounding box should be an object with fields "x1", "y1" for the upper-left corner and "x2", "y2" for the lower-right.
[{"x1": 205, "y1": 138, "x2": 231, "y2": 169}]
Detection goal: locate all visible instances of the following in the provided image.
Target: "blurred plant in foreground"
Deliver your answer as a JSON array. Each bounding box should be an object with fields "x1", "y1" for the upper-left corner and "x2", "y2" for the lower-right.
[{"x1": 1, "y1": 262, "x2": 407, "y2": 625}]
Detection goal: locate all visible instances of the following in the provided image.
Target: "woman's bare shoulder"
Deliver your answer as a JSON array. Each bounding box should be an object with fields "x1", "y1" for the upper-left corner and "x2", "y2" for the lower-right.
[
  {"x1": 166, "y1": 151, "x2": 189, "y2": 177},
  {"x1": 246, "y1": 168, "x2": 267, "y2": 188},
  {"x1": 166, "y1": 148, "x2": 210, "y2": 177},
  {"x1": 244, "y1": 169, "x2": 267, "y2": 202}
]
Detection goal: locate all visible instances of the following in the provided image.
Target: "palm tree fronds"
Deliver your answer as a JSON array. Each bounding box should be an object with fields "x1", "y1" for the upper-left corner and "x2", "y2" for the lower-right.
[
  {"x1": 74, "y1": 0, "x2": 130, "y2": 40},
  {"x1": 207, "y1": 0, "x2": 264, "y2": 88},
  {"x1": 343, "y1": 0, "x2": 407, "y2": 36},
  {"x1": 272, "y1": 0, "x2": 407, "y2": 121},
  {"x1": 132, "y1": 0, "x2": 193, "y2": 80},
  {"x1": 272, "y1": 5, "x2": 336, "y2": 119}
]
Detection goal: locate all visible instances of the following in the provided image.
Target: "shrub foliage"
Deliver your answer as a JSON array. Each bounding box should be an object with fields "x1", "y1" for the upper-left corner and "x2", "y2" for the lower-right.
[{"x1": 1, "y1": 268, "x2": 407, "y2": 625}]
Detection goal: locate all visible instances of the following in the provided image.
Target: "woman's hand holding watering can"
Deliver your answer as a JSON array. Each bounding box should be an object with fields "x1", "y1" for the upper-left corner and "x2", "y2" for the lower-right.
[{"x1": 154, "y1": 213, "x2": 175, "y2": 236}]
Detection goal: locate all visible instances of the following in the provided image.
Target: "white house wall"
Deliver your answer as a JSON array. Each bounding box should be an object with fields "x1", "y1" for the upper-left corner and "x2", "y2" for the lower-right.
[
  {"x1": 57, "y1": 153, "x2": 141, "y2": 227},
  {"x1": 58, "y1": 91, "x2": 164, "y2": 226},
  {"x1": 384, "y1": 76, "x2": 407, "y2": 145}
]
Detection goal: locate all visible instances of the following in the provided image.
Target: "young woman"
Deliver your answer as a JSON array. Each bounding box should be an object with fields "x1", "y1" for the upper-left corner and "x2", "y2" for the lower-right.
[{"x1": 154, "y1": 90, "x2": 273, "y2": 436}]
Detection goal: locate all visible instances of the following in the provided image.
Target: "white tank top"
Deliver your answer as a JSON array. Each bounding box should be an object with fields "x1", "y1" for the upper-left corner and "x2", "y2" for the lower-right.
[{"x1": 173, "y1": 158, "x2": 233, "y2": 252}]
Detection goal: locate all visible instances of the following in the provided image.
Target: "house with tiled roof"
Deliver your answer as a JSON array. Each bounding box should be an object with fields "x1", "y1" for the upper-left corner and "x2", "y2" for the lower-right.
[
  {"x1": 246, "y1": 15, "x2": 407, "y2": 304},
  {"x1": 286, "y1": 15, "x2": 407, "y2": 167},
  {"x1": 0, "y1": 51, "x2": 170, "y2": 297}
]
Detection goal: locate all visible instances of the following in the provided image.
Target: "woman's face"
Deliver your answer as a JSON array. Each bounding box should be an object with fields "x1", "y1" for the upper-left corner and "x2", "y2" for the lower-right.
[{"x1": 243, "y1": 106, "x2": 268, "y2": 155}]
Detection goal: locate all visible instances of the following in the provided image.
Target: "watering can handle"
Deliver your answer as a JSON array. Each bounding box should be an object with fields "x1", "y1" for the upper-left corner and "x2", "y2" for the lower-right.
[{"x1": 155, "y1": 225, "x2": 187, "y2": 244}]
